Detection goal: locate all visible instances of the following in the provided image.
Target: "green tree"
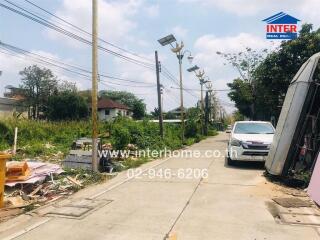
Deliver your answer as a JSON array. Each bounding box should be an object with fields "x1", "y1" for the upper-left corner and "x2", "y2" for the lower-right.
[
  {"x1": 233, "y1": 110, "x2": 245, "y2": 121},
  {"x1": 58, "y1": 80, "x2": 77, "y2": 93},
  {"x1": 100, "y1": 91, "x2": 146, "y2": 119},
  {"x1": 151, "y1": 107, "x2": 160, "y2": 118},
  {"x1": 46, "y1": 91, "x2": 89, "y2": 121},
  {"x1": 78, "y1": 90, "x2": 91, "y2": 101},
  {"x1": 20, "y1": 65, "x2": 58, "y2": 119},
  {"x1": 227, "y1": 78, "x2": 253, "y2": 117},
  {"x1": 164, "y1": 111, "x2": 177, "y2": 119},
  {"x1": 185, "y1": 107, "x2": 201, "y2": 138},
  {"x1": 217, "y1": 47, "x2": 268, "y2": 119}
]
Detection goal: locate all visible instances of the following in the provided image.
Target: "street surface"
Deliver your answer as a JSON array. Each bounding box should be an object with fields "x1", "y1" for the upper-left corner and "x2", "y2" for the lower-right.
[{"x1": 0, "y1": 132, "x2": 319, "y2": 240}]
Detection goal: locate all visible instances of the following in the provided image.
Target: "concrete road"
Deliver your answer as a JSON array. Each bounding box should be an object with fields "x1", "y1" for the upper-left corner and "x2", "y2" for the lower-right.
[{"x1": 1, "y1": 132, "x2": 319, "y2": 239}]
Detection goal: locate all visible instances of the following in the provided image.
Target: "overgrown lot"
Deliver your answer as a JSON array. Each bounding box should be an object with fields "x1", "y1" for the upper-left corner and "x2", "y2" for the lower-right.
[{"x1": 0, "y1": 117, "x2": 217, "y2": 161}]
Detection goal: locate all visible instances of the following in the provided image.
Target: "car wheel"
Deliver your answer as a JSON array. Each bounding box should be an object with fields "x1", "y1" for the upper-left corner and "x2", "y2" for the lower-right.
[
  {"x1": 226, "y1": 150, "x2": 235, "y2": 166},
  {"x1": 227, "y1": 156, "x2": 235, "y2": 166}
]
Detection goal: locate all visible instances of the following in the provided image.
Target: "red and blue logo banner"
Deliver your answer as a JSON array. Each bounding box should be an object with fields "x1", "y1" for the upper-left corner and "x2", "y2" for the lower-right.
[{"x1": 263, "y1": 12, "x2": 300, "y2": 40}]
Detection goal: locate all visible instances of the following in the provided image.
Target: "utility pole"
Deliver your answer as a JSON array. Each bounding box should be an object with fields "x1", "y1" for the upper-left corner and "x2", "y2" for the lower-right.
[
  {"x1": 177, "y1": 53, "x2": 185, "y2": 143},
  {"x1": 200, "y1": 79, "x2": 205, "y2": 135},
  {"x1": 160, "y1": 85, "x2": 164, "y2": 115},
  {"x1": 91, "y1": 0, "x2": 98, "y2": 172},
  {"x1": 204, "y1": 91, "x2": 209, "y2": 135},
  {"x1": 155, "y1": 51, "x2": 164, "y2": 138}
]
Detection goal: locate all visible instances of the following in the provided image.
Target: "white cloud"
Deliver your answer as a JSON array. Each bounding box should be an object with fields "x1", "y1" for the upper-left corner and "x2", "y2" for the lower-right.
[
  {"x1": 0, "y1": 51, "x2": 30, "y2": 96},
  {"x1": 0, "y1": 50, "x2": 87, "y2": 96},
  {"x1": 179, "y1": 0, "x2": 320, "y2": 26},
  {"x1": 299, "y1": 0, "x2": 320, "y2": 27},
  {"x1": 172, "y1": 26, "x2": 189, "y2": 39},
  {"x1": 179, "y1": 0, "x2": 287, "y2": 16},
  {"x1": 46, "y1": 0, "x2": 143, "y2": 46},
  {"x1": 109, "y1": 52, "x2": 158, "y2": 111},
  {"x1": 144, "y1": 4, "x2": 159, "y2": 18}
]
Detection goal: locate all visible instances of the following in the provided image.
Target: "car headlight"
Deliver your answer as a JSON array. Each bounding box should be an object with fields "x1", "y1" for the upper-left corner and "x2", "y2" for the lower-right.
[{"x1": 230, "y1": 138, "x2": 242, "y2": 147}]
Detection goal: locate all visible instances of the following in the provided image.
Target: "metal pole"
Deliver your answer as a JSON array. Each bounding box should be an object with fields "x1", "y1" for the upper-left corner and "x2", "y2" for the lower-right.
[
  {"x1": 12, "y1": 127, "x2": 18, "y2": 155},
  {"x1": 200, "y1": 81, "x2": 204, "y2": 134},
  {"x1": 205, "y1": 91, "x2": 209, "y2": 135},
  {"x1": 92, "y1": 0, "x2": 98, "y2": 172},
  {"x1": 178, "y1": 54, "x2": 185, "y2": 143},
  {"x1": 155, "y1": 51, "x2": 164, "y2": 138},
  {"x1": 161, "y1": 91, "x2": 164, "y2": 115}
]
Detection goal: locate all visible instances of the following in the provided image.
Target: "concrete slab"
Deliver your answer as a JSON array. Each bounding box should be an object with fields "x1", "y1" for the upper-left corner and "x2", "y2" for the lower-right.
[
  {"x1": 279, "y1": 213, "x2": 320, "y2": 225},
  {"x1": 46, "y1": 206, "x2": 90, "y2": 217}
]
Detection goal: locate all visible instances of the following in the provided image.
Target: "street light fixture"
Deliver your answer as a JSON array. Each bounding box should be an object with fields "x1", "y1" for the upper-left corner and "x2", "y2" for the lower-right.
[{"x1": 158, "y1": 34, "x2": 193, "y2": 143}]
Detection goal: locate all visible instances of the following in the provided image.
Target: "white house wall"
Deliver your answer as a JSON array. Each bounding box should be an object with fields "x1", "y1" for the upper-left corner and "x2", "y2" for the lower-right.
[{"x1": 98, "y1": 108, "x2": 131, "y2": 121}]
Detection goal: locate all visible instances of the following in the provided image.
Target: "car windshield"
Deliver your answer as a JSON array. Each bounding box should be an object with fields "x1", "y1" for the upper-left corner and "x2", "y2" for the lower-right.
[{"x1": 234, "y1": 122, "x2": 274, "y2": 134}]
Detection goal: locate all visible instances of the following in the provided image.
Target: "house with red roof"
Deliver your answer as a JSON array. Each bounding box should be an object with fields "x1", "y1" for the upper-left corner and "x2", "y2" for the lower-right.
[{"x1": 96, "y1": 98, "x2": 132, "y2": 121}]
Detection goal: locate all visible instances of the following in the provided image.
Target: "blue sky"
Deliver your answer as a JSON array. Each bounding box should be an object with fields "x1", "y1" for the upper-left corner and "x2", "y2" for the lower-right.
[{"x1": 1, "y1": 0, "x2": 319, "y2": 113}]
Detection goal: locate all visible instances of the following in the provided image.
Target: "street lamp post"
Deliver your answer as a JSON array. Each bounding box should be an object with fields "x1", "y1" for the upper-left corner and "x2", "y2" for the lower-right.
[
  {"x1": 187, "y1": 66, "x2": 210, "y2": 134},
  {"x1": 205, "y1": 81, "x2": 213, "y2": 124},
  {"x1": 158, "y1": 34, "x2": 193, "y2": 143}
]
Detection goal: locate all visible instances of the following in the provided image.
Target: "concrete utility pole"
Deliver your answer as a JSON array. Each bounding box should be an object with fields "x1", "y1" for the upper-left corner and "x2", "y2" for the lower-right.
[
  {"x1": 155, "y1": 51, "x2": 164, "y2": 138},
  {"x1": 177, "y1": 52, "x2": 185, "y2": 143},
  {"x1": 204, "y1": 91, "x2": 209, "y2": 135},
  {"x1": 199, "y1": 78, "x2": 206, "y2": 134},
  {"x1": 91, "y1": 0, "x2": 98, "y2": 172}
]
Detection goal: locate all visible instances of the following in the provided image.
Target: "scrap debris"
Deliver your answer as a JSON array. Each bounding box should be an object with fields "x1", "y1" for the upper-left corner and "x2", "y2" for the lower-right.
[
  {"x1": 6, "y1": 161, "x2": 30, "y2": 182},
  {"x1": 5, "y1": 161, "x2": 63, "y2": 187},
  {"x1": 1, "y1": 160, "x2": 104, "y2": 222}
]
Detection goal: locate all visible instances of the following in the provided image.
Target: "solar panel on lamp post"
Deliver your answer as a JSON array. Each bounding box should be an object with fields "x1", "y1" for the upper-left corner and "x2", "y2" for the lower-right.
[{"x1": 157, "y1": 34, "x2": 176, "y2": 46}]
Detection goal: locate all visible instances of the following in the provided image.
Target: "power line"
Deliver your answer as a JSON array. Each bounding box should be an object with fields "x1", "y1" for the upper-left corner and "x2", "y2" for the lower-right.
[
  {"x1": 0, "y1": 1, "x2": 189, "y2": 100},
  {"x1": 0, "y1": 0, "x2": 201, "y2": 108},
  {"x1": 170, "y1": 86, "x2": 230, "y2": 92},
  {"x1": 161, "y1": 69, "x2": 199, "y2": 99},
  {"x1": 0, "y1": 44, "x2": 157, "y2": 90},
  {"x1": 0, "y1": 1, "x2": 155, "y2": 70},
  {"x1": 23, "y1": 0, "x2": 154, "y2": 65},
  {"x1": 0, "y1": 41, "x2": 156, "y2": 87},
  {"x1": 0, "y1": 47, "x2": 119, "y2": 91}
]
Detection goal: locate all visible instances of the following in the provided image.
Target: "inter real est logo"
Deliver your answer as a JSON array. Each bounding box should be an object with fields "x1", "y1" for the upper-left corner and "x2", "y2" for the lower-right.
[{"x1": 262, "y1": 12, "x2": 300, "y2": 40}]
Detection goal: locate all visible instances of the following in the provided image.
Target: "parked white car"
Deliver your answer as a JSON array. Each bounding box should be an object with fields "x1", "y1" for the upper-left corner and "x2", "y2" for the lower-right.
[{"x1": 227, "y1": 121, "x2": 275, "y2": 165}]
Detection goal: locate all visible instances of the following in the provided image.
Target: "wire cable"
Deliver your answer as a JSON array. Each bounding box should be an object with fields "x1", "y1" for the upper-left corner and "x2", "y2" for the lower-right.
[
  {"x1": 0, "y1": 1, "x2": 155, "y2": 70},
  {"x1": 23, "y1": 0, "x2": 155, "y2": 65}
]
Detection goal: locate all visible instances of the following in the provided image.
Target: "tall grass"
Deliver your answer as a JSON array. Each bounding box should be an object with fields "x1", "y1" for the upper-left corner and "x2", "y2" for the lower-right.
[
  {"x1": 0, "y1": 119, "x2": 94, "y2": 157},
  {"x1": 0, "y1": 117, "x2": 201, "y2": 159}
]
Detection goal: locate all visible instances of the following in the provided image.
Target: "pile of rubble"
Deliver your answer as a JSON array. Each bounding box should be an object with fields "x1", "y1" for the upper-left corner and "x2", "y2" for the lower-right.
[
  {"x1": 1, "y1": 161, "x2": 102, "y2": 222},
  {"x1": 0, "y1": 141, "x2": 141, "y2": 222}
]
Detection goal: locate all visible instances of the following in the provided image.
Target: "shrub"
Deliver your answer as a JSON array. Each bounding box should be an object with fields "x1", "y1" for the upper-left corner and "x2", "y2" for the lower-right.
[
  {"x1": 46, "y1": 92, "x2": 89, "y2": 121},
  {"x1": 0, "y1": 121, "x2": 13, "y2": 148},
  {"x1": 0, "y1": 117, "x2": 207, "y2": 159},
  {"x1": 111, "y1": 127, "x2": 130, "y2": 149}
]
